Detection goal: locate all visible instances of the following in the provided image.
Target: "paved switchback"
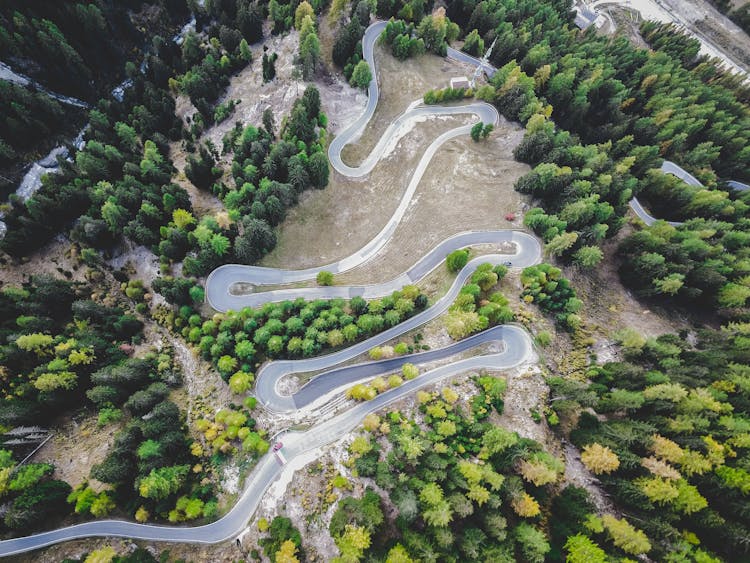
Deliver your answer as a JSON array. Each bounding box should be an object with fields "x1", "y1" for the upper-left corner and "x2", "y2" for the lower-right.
[
  {"x1": 0, "y1": 21, "x2": 541, "y2": 557},
  {"x1": 630, "y1": 161, "x2": 749, "y2": 226},
  {"x1": 207, "y1": 231, "x2": 540, "y2": 311},
  {"x1": 206, "y1": 21, "x2": 508, "y2": 312},
  {"x1": 0, "y1": 319, "x2": 533, "y2": 556},
  {"x1": 253, "y1": 253, "x2": 536, "y2": 412}
]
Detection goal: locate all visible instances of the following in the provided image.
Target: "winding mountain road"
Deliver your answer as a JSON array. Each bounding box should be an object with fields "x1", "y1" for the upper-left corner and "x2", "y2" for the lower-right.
[
  {"x1": 207, "y1": 230, "x2": 539, "y2": 311},
  {"x1": 0, "y1": 321, "x2": 533, "y2": 557},
  {"x1": 206, "y1": 22, "x2": 506, "y2": 311},
  {"x1": 628, "y1": 161, "x2": 699, "y2": 226},
  {"x1": 629, "y1": 161, "x2": 750, "y2": 226},
  {"x1": 253, "y1": 253, "x2": 537, "y2": 412},
  {"x1": 727, "y1": 180, "x2": 750, "y2": 192},
  {"x1": 8, "y1": 17, "x2": 742, "y2": 556},
  {"x1": 285, "y1": 324, "x2": 513, "y2": 410},
  {"x1": 0, "y1": 21, "x2": 540, "y2": 557}
]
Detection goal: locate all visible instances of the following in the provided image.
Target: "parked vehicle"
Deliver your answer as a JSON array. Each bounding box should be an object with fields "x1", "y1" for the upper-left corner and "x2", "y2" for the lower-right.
[{"x1": 273, "y1": 441, "x2": 287, "y2": 465}]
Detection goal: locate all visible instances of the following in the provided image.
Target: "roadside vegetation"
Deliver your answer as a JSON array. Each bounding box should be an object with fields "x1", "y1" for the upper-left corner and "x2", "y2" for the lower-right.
[
  {"x1": 177, "y1": 86, "x2": 329, "y2": 276},
  {"x1": 330, "y1": 0, "x2": 369, "y2": 82},
  {"x1": 155, "y1": 285, "x2": 429, "y2": 382},
  {"x1": 83, "y1": 351, "x2": 221, "y2": 526},
  {"x1": 0, "y1": 274, "x2": 217, "y2": 529},
  {"x1": 262, "y1": 376, "x2": 605, "y2": 562},
  {"x1": 307, "y1": 0, "x2": 750, "y2": 560},
  {"x1": 1, "y1": 0, "x2": 750, "y2": 559},
  {"x1": 445, "y1": 262, "x2": 513, "y2": 340},
  {"x1": 260, "y1": 318, "x2": 750, "y2": 562},
  {"x1": 381, "y1": 10, "x2": 459, "y2": 58}
]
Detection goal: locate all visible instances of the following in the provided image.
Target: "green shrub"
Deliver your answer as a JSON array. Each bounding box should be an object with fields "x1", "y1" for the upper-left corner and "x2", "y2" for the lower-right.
[
  {"x1": 535, "y1": 331, "x2": 552, "y2": 347},
  {"x1": 98, "y1": 407, "x2": 123, "y2": 427},
  {"x1": 316, "y1": 271, "x2": 334, "y2": 286},
  {"x1": 446, "y1": 249, "x2": 470, "y2": 272}
]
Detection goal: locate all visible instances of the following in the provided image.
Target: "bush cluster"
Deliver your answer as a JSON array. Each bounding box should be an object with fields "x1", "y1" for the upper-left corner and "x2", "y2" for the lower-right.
[
  {"x1": 520, "y1": 264, "x2": 581, "y2": 330},
  {"x1": 445, "y1": 263, "x2": 512, "y2": 340},
  {"x1": 167, "y1": 286, "x2": 429, "y2": 381}
]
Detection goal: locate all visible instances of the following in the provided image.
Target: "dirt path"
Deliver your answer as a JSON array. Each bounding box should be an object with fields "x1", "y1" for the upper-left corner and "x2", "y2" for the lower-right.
[
  {"x1": 167, "y1": 330, "x2": 233, "y2": 421},
  {"x1": 0, "y1": 236, "x2": 87, "y2": 287}
]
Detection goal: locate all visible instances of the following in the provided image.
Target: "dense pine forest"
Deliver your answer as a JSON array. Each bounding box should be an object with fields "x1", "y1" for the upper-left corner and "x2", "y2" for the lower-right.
[
  {"x1": 0, "y1": 0, "x2": 749, "y2": 560},
  {"x1": 0, "y1": 1, "x2": 191, "y2": 195}
]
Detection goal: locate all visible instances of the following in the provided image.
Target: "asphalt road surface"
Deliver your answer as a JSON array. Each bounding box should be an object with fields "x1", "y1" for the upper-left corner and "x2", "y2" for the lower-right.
[
  {"x1": 253, "y1": 253, "x2": 540, "y2": 412},
  {"x1": 0, "y1": 318, "x2": 533, "y2": 556},
  {"x1": 206, "y1": 22, "x2": 505, "y2": 311},
  {"x1": 0, "y1": 21, "x2": 544, "y2": 557},
  {"x1": 207, "y1": 230, "x2": 540, "y2": 311},
  {"x1": 629, "y1": 161, "x2": 748, "y2": 226}
]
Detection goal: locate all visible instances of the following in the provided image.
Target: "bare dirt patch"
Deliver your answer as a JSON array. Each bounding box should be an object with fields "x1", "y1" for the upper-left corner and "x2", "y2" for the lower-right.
[
  {"x1": 261, "y1": 112, "x2": 528, "y2": 282},
  {"x1": 0, "y1": 236, "x2": 87, "y2": 287},
  {"x1": 335, "y1": 122, "x2": 529, "y2": 286},
  {"x1": 606, "y1": 5, "x2": 650, "y2": 48},
  {"x1": 261, "y1": 114, "x2": 476, "y2": 269},
  {"x1": 140, "y1": 320, "x2": 234, "y2": 423},
  {"x1": 139, "y1": 321, "x2": 245, "y2": 503},
  {"x1": 240, "y1": 441, "x2": 353, "y2": 562},
  {"x1": 565, "y1": 231, "x2": 691, "y2": 346},
  {"x1": 107, "y1": 241, "x2": 161, "y2": 287},
  {"x1": 29, "y1": 414, "x2": 115, "y2": 488},
  {"x1": 497, "y1": 364, "x2": 552, "y2": 446},
  {"x1": 340, "y1": 44, "x2": 476, "y2": 164},
  {"x1": 171, "y1": 335, "x2": 233, "y2": 419}
]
